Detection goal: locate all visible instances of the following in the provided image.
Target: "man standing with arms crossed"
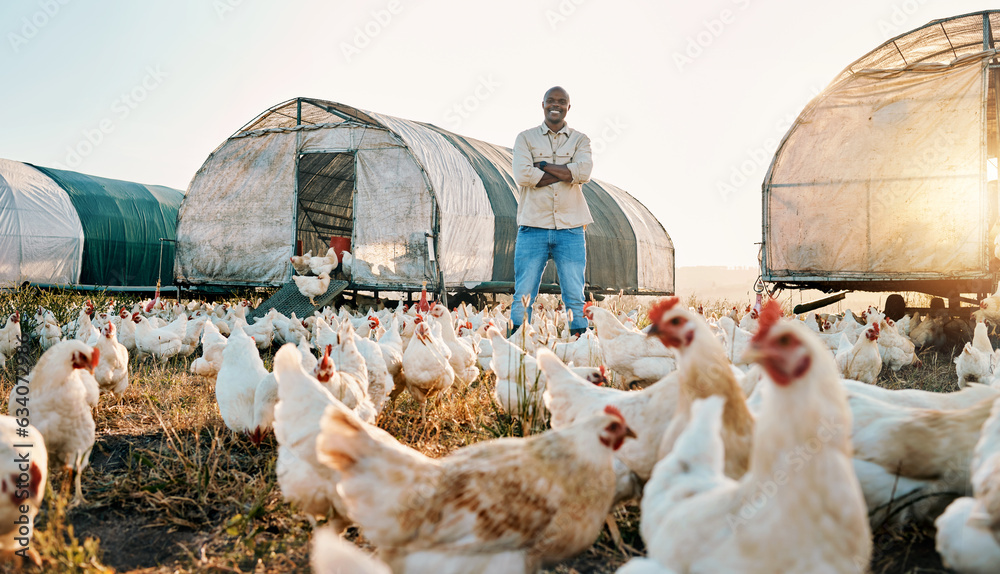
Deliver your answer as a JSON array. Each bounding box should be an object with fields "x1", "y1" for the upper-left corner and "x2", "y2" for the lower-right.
[{"x1": 510, "y1": 86, "x2": 593, "y2": 337}]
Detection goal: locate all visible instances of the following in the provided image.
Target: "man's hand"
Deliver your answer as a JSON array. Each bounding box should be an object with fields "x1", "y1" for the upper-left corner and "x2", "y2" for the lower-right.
[
  {"x1": 535, "y1": 172, "x2": 561, "y2": 187},
  {"x1": 533, "y1": 162, "x2": 574, "y2": 184}
]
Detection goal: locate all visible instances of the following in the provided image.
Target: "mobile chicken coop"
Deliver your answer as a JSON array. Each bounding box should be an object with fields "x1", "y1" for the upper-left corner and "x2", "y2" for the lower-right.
[
  {"x1": 762, "y1": 11, "x2": 1000, "y2": 311},
  {"x1": 0, "y1": 158, "x2": 184, "y2": 290},
  {"x1": 174, "y1": 98, "x2": 674, "y2": 302}
]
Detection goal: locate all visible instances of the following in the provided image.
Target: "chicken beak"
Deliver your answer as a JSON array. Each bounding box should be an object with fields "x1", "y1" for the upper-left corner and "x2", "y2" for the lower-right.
[
  {"x1": 624, "y1": 426, "x2": 637, "y2": 439},
  {"x1": 740, "y1": 343, "x2": 766, "y2": 366}
]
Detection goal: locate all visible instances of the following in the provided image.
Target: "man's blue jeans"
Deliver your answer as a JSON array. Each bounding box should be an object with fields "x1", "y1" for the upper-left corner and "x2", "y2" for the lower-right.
[{"x1": 511, "y1": 225, "x2": 588, "y2": 332}]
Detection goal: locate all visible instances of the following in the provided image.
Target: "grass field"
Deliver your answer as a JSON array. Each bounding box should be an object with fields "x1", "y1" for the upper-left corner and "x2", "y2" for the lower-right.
[{"x1": 0, "y1": 288, "x2": 973, "y2": 573}]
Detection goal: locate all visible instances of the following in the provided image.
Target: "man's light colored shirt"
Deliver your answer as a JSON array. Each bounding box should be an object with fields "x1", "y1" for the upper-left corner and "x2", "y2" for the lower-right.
[{"x1": 513, "y1": 123, "x2": 594, "y2": 229}]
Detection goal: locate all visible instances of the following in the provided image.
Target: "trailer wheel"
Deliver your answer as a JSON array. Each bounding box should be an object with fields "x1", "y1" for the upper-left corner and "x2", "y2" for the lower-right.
[{"x1": 884, "y1": 294, "x2": 906, "y2": 321}]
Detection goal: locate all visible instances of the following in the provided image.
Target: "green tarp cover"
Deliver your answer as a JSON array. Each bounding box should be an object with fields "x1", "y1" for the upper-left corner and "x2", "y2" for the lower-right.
[{"x1": 32, "y1": 165, "x2": 184, "y2": 286}]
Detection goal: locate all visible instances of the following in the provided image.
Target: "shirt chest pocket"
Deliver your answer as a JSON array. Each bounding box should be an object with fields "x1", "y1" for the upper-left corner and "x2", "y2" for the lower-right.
[
  {"x1": 531, "y1": 146, "x2": 553, "y2": 162},
  {"x1": 555, "y1": 150, "x2": 573, "y2": 164}
]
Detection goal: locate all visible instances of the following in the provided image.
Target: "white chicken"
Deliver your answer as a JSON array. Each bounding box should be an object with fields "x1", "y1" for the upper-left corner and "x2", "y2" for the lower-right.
[
  {"x1": 177, "y1": 314, "x2": 208, "y2": 357},
  {"x1": 634, "y1": 302, "x2": 871, "y2": 573},
  {"x1": 539, "y1": 348, "x2": 679, "y2": 483},
  {"x1": 589, "y1": 306, "x2": 675, "y2": 388},
  {"x1": 293, "y1": 271, "x2": 331, "y2": 305},
  {"x1": 840, "y1": 378, "x2": 999, "y2": 410},
  {"x1": 488, "y1": 328, "x2": 606, "y2": 424},
  {"x1": 133, "y1": 312, "x2": 187, "y2": 363},
  {"x1": 849, "y1": 391, "x2": 994, "y2": 525},
  {"x1": 378, "y1": 315, "x2": 407, "y2": 402},
  {"x1": 552, "y1": 328, "x2": 603, "y2": 368},
  {"x1": 715, "y1": 315, "x2": 754, "y2": 369},
  {"x1": 190, "y1": 319, "x2": 228, "y2": 378},
  {"x1": 290, "y1": 250, "x2": 313, "y2": 275},
  {"x1": 877, "y1": 318, "x2": 919, "y2": 371},
  {"x1": 956, "y1": 320, "x2": 994, "y2": 387},
  {"x1": 336, "y1": 321, "x2": 392, "y2": 416},
  {"x1": 646, "y1": 296, "x2": 755, "y2": 479},
  {"x1": 429, "y1": 303, "x2": 480, "y2": 388},
  {"x1": 215, "y1": 324, "x2": 270, "y2": 440},
  {"x1": 835, "y1": 322, "x2": 882, "y2": 384},
  {"x1": 238, "y1": 309, "x2": 276, "y2": 350},
  {"x1": 400, "y1": 321, "x2": 454, "y2": 404},
  {"x1": 319, "y1": 339, "x2": 377, "y2": 424},
  {"x1": 0, "y1": 312, "x2": 21, "y2": 361},
  {"x1": 272, "y1": 343, "x2": 352, "y2": 531},
  {"x1": 0, "y1": 417, "x2": 46, "y2": 566},
  {"x1": 8, "y1": 340, "x2": 98, "y2": 505},
  {"x1": 935, "y1": 395, "x2": 1000, "y2": 573},
  {"x1": 315, "y1": 398, "x2": 635, "y2": 573},
  {"x1": 37, "y1": 313, "x2": 62, "y2": 352},
  {"x1": 93, "y1": 322, "x2": 129, "y2": 397},
  {"x1": 308, "y1": 248, "x2": 338, "y2": 276},
  {"x1": 310, "y1": 527, "x2": 391, "y2": 574}
]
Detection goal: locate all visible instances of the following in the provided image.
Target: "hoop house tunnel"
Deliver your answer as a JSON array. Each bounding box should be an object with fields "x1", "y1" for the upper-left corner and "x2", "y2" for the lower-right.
[
  {"x1": 763, "y1": 11, "x2": 1000, "y2": 297},
  {"x1": 175, "y1": 98, "x2": 674, "y2": 296},
  {"x1": 0, "y1": 158, "x2": 184, "y2": 287}
]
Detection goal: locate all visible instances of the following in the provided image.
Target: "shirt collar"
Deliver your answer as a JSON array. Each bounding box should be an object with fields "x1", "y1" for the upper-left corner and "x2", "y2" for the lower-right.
[{"x1": 539, "y1": 123, "x2": 570, "y2": 136}]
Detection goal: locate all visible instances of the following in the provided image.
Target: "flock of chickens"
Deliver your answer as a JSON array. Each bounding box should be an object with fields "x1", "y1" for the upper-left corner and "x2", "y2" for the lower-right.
[{"x1": 7, "y1": 286, "x2": 1000, "y2": 572}]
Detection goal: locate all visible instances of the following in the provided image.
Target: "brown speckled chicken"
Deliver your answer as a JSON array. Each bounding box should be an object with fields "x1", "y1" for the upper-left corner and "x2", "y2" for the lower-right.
[{"x1": 316, "y1": 401, "x2": 635, "y2": 573}]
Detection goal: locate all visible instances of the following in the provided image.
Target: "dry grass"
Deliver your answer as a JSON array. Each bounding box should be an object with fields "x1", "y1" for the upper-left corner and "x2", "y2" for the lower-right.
[{"x1": 0, "y1": 289, "x2": 975, "y2": 573}]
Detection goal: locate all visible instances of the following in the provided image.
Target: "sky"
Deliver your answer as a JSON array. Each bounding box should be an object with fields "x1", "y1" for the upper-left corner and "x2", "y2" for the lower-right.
[{"x1": 2, "y1": 0, "x2": 997, "y2": 269}]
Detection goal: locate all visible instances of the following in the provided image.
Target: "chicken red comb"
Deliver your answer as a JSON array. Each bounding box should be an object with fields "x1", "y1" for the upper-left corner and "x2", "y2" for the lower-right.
[
  {"x1": 647, "y1": 297, "x2": 681, "y2": 327},
  {"x1": 323, "y1": 344, "x2": 332, "y2": 359},
  {"x1": 873, "y1": 322, "x2": 880, "y2": 334},
  {"x1": 751, "y1": 299, "x2": 783, "y2": 343},
  {"x1": 599, "y1": 365, "x2": 606, "y2": 376},
  {"x1": 603, "y1": 404, "x2": 625, "y2": 424}
]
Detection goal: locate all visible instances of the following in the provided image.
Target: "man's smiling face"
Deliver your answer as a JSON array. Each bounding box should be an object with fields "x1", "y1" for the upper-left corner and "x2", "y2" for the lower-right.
[{"x1": 543, "y1": 87, "x2": 570, "y2": 126}]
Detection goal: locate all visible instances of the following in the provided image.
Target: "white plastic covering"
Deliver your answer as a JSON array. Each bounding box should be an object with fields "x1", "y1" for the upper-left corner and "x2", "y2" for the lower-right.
[
  {"x1": 174, "y1": 131, "x2": 297, "y2": 284},
  {"x1": 373, "y1": 114, "x2": 496, "y2": 285},
  {"x1": 0, "y1": 159, "x2": 84, "y2": 285},
  {"x1": 766, "y1": 51, "x2": 988, "y2": 278}
]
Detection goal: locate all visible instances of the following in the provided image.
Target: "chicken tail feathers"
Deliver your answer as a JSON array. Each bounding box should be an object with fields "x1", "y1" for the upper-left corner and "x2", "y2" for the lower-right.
[{"x1": 316, "y1": 402, "x2": 368, "y2": 472}]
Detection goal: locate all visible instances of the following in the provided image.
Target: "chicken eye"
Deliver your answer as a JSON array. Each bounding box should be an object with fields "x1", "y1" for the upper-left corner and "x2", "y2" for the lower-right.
[
  {"x1": 670, "y1": 317, "x2": 682, "y2": 326},
  {"x1": 778, "y1": 335, "x2": 791, "y2": 346}
]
